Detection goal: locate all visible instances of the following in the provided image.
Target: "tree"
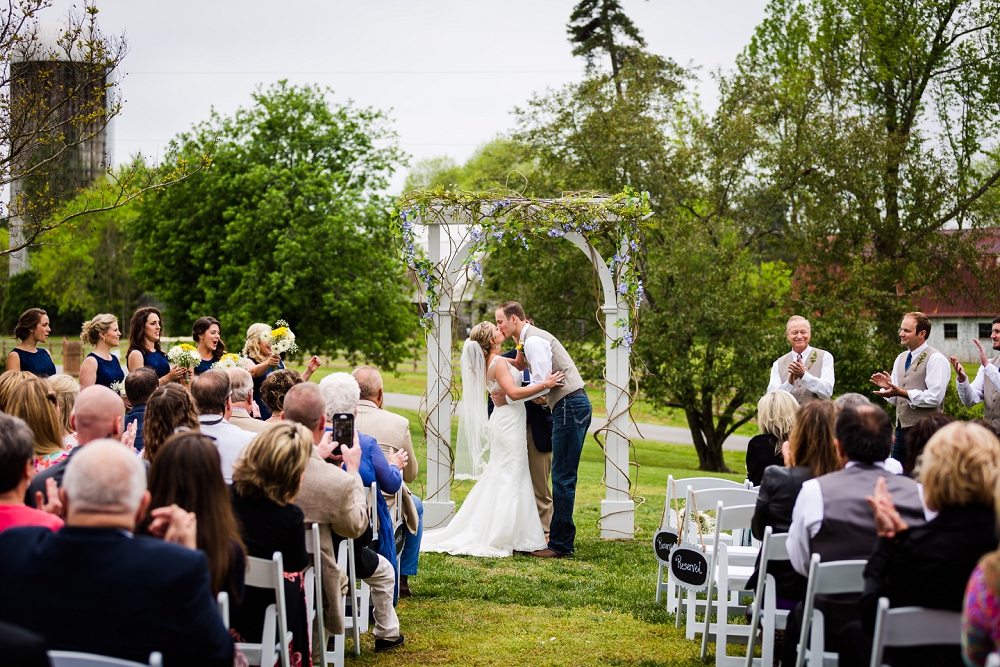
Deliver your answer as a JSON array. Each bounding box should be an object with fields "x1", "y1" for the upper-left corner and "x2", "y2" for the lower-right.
[
  {"x1": 404, "y1": 138, "x2": 540, "y2": 194},
  {"x1": 567, "y1": 0, "x2": 647, "y2": 96},
  {"x1": 132, "y1": 81, "x2": 416, "y2": 365}
]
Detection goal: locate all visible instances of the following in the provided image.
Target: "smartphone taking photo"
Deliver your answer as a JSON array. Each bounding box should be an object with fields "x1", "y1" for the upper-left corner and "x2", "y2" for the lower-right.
[{"x1": 330, "y1": 413, "x2": 354, "y2": 457}]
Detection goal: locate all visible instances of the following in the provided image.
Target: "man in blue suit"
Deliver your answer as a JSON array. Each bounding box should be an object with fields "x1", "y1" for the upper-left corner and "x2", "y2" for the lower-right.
[{"x1": 0, "y1": 440, "x2": 234, "y2": 667}]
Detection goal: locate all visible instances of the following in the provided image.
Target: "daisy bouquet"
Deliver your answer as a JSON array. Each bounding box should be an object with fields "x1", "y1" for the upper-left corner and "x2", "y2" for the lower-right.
[
  {"x1": 166, "y1": 343, "x2": 200, "y2": 369},
  {"x1": 212, "y1": 353, "x2": 251, "y2": 370},
  {"x1": 270, "y1": 319, "x2": 298, "y2": 356}
]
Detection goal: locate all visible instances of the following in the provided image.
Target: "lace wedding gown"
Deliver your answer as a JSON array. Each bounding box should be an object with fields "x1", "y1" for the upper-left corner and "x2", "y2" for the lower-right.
[{"x1": 421, "y1": 357, "x2": 548, "y2": 557}]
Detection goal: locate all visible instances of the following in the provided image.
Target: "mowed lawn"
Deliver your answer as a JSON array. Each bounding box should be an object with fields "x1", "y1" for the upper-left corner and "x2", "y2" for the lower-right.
[{"x1": 347, "y1": 407, "x2": 746, "y2": 666}]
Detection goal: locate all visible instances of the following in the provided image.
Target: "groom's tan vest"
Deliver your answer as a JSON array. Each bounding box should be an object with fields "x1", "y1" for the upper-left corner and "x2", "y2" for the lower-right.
[
  {"x1": 893, "y1": 345, "x2": 942, "y2": 428},
  {"x1": 523, "y1": 326, "x2": 585, "y2": 408},
  {"x1": 985, "y1": 357, "x2": 1000, "y2": 436},
  {"x1": 776, "y1": 348, "x2": 828, "y2": 405}
]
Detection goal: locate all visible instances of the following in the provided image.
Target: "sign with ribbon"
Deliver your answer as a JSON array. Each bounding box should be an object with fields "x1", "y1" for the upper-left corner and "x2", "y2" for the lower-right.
[
  {"x1": 669, "y1": 542, "x2": 709, "y2": 591},
  {"x1": 653, "y1": 528, "x2": 679, "y2": 565}
]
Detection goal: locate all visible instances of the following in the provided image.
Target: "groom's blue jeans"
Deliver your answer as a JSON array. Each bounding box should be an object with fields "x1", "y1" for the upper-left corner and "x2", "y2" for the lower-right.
[{"x1": 548, "y1": 392, "x2": 592, "y2": 555}]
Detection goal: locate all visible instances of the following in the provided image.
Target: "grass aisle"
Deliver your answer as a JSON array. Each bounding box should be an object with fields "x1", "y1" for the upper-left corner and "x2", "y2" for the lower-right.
[{"x1": 352, "y1": 408, "x2": 745, "y2": 666}]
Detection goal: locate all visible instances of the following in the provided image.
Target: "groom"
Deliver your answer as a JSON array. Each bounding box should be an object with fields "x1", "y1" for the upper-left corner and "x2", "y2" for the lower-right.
[{"x1": 493, "y1": 301, "x2": 592, "y2": 558}]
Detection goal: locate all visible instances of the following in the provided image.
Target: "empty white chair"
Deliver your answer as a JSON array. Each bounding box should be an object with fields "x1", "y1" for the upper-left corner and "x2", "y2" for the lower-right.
[
  {"x1": 47, "y1": 651, "x2": 163, "y2": 667},
  {"x1": 744, "y1": 528, "x2": 791, "y2": 667},
  {"x1": 217, "y1": 591, "x2": 229, "y2": 629},
  {"x1": 794, "y1": 554, "x2": 867, "y2": 667},
  {"x1": 236, "y1": 552, "x2": 292, "y2": 667},
  {"x1": 869, "y1": 597, "x2": 962, "y2": 667},
  {"x1": 304, "y1": 523, "x2": 328, "y2": 667},
  {"x1": 329, "y1": 538, "x2": 366, "y2": 667}
]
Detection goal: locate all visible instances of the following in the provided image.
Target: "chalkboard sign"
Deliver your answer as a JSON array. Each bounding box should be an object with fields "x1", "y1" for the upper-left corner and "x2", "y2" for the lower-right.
[
  {"x1": 670, "y1": 543, "x2": 709, "y2": 591},
  {"x1": 653, "y1": 528, "x2": 679, "y2": 565}
]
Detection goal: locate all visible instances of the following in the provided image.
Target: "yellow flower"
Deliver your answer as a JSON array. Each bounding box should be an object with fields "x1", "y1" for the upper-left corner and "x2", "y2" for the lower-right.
[
  {"x1": 180, "y1": 343, "x2": 198, "y2": 352},
  {"x1": 271, "y1": 327, "x2": 289, "y2": 338}
]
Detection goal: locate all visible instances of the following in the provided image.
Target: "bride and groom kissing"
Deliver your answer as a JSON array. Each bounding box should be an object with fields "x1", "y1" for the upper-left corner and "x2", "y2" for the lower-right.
[{"x1": 421, "y1": 301, "x2": 593, "y2": 559}]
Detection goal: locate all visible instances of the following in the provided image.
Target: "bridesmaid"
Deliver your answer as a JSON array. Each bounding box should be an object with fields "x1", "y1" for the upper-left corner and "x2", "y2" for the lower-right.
[
  {"x1": 126, "y1": 307, "x2": 185, "y2": 385},
  {"x1": 79, "y1": 314, "x2": 125, "y2": 389},
  {"x1": 6, "y1": 308, "x2": 57, "y2": 378},
  {"x1": 192, "y1": 317, "x2": 226, "y2": 375},
  {"x1": 242, "y1": 323, "x2": 320, "y2": 420}
]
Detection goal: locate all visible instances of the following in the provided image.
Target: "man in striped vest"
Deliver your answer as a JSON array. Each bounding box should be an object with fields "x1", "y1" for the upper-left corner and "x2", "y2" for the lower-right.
[
  {"x1": 767, "y1": 315, "x2": 835, "y2": 404},
  {"x1": 953, "y1": 316, "x2": 1000, "y2": 436}
]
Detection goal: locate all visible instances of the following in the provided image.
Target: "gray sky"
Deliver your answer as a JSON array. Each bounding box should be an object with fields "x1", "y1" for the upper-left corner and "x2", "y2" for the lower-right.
[{"x1": 53, "y1": 0, "x2": 769, "y2": 193}]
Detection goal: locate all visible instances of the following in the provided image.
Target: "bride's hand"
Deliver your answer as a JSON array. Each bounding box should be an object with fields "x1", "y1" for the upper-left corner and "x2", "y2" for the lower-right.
[{"x1": 544, "y1": 370, "x2": 566, "y2": 389}]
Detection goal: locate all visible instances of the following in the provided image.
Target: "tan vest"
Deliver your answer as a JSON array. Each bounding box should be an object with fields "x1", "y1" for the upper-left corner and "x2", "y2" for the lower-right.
[
  {"x1": 522, "y1": 326, "x2": 585, "y2": 408},
  {"x1": 777, "y1": 348, "x2": 827, "y2": 405},
  {"x1": 984, "y1": 357, "x2": 1000, "y2": 436},
  {"x1": 893, "y1": 346, "x2": 942, "y2": 428}
]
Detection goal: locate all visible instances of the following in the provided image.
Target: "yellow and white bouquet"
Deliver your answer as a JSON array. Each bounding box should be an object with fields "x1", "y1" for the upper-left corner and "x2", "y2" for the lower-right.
[
  {"x1": 167, "y1": 343, "x2": 200, "y2": 369},
  {"x1": 213, "y1": 353, "x2": 252, "y2": 370},
  {"x1": 270, "y1": 319, "x2": 298, "y2": 356}
]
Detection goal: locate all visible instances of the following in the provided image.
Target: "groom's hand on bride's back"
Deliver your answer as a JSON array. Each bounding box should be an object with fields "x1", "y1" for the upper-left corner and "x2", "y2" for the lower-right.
[{"x1": 490, "y1": 388, "x2": 508, "y2": 407}]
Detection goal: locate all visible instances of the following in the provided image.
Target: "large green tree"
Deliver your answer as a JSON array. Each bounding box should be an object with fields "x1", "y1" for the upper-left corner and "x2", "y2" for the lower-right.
[
  {"x1": 132, "y1": 81, "x2": 416, "y2": 364},
  {"x1": 567, "y1": 0, "x2": 648, "y2": 96}
]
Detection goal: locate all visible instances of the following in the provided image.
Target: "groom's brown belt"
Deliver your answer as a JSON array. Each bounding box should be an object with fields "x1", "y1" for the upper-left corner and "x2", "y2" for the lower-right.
[{"x1": 564, "y1": 388, "x2": 586, "y2": 398}]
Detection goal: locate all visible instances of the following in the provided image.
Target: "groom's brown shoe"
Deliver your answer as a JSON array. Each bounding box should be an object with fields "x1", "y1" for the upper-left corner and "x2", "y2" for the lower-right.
[{"x1": 527, "y1": 548, "x2": 565, "y2": 558}]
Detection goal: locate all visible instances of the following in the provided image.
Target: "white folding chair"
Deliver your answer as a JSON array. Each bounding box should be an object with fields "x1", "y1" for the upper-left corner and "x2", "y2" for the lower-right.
[
  {"x1": 794, "y1": 554, "x2": 867, "y2": 667},
  {"x1": 368, "y1": 482, "x2": 379, "y2": 536},
  {"x1": 699, "y1": 501, "x2": 759, "y2": 663},
  {"x1": 217, "y1": 591, "x2": 229, "y2": 629},
  {"x1": 329, "y1": 538, "x2": 367, "y2": 667},
  {"x1": 869, "y1": 597, "x2": 962, "y2": 667},
  {"x1": 237, "y1": 552, "x2": 292, "y2": 667},
  {"x1": 47, "y1": 651, "x2": 163, "y2": 667},
  {"x1": 744, "y1": 528, "x2": 791, "y2": 667},
  {"x1": 304, "y1": 523, "x2": 328, "y2": 667}
]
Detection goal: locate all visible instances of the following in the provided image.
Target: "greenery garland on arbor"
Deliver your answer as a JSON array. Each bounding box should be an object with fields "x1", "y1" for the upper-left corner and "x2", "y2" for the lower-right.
[{"x1": 389, "y1": 186, "x2": 653, "y2": 515}]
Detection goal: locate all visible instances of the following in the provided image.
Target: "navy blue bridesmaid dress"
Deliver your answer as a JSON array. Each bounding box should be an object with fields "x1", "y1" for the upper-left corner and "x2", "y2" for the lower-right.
[
  {"x1": 87, "y1": 353, "x2": 125, "y2": 389},
  {"x1": 12, "y1": 347, "x2": 57, "y2": 378},
  {"x1": 142, "y1": 349, "x2": 170, "y2": 378},
  {"x1": 194, "y1": 357, "x2": 214, "y2": 375}
]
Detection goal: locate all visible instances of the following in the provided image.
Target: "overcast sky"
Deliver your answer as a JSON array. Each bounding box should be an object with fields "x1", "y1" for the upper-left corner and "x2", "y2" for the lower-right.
[{"x1": 51, "y1": 0, "x2": 770, "y2": 193}]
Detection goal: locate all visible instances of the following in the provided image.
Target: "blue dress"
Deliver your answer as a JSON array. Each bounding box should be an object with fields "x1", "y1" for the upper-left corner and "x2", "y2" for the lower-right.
[
  {"x1": 141, "y1": 350, "x2": 170, "y2": 379},
  {"x1": 87, "y1": 353, "x2": 125, "y2": 389},
  {"x1": 194, "y1": 357, "x2": 214, "y2": 375},
  {"x1": 253, "y1": 360, "x2": 285, "y2": 421},
  {"x1": 354, "y1": 431, "x2": 403, "y2": 603},
  {"x1": 12, "y1": 347, "x2": 56, "y2": 378}
]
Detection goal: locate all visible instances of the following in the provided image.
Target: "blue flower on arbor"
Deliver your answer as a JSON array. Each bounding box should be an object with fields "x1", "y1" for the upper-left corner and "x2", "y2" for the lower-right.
[
  {"x1": 547, "y1": 227, "x2": 565, "y2": 238},
  {"x1": 617, "y1": 282, "x2": 628, "y2": 295},
  {"x1": 621, "y1": 331, "x2": 634, "y2": 351}
]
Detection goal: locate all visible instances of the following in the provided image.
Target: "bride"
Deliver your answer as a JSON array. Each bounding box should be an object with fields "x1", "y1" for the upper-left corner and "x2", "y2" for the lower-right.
[{"x1": 421, "y1": 321, "x2": 565, "y2": 557}]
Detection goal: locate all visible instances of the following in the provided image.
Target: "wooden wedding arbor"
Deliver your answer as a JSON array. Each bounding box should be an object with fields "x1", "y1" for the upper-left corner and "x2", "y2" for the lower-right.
[{"x1": 393, "y1": 191, "x2": 648, "y2": 540}]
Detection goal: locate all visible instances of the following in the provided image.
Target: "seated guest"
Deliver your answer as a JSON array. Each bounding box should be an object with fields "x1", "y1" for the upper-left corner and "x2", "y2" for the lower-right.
[
  {"x1": 192, "y1": 316, "x2": 226, "y2": 376},
  {"x1": 126, "y1": 307, "x2": 185, "y2": 383},
  {"x1": 191, "y1": 369, "x2": 254, "y2": 483},
  {"x1": 0, "y1": 620, "x2": 48, "y2": 667},
  {"x1": 6, "y1": 308, "x2": 56, "y2": 378},
  {"x1": 835, "y1": 393, "x2": 906, "y2": 475},
  {"x1": 225, "y1": 367, "x2": 268, "y2": 434},
  {"x1": 963, "y1": 480, "x2": 1000, "y2": 666},
  {"x1": 746, "y1": 390, "x2": 798, "y2": 486},
  {"x1": 142, "y1": 384, "x2": 200, "y2": 464},
  {"x1": 47, "y1": 374, "x2": 80, "y2": 448},
  {"x1": 0, "y1": 440, "x2": 234, "y2": 666},
  {"x1": 748, "y1": 399, "x2": 840, "y2": 608},
  {"x1": 0, "y1": 370, "x2": 28, "y2": 411},
  {"x1": 281, "y1": 383, "x2": 400, "y2": 656},
  {"x1": 319, "y1": 373, "x2": 407, "y2": 602},
  {"x1": 835, "y1": 422, "x2": 1000, "y2": 667},
  {"x1": 258, "y1": 368, "x2": 302, "y2": 424},
  {"x1": 141, "y1": 432, "x2": 246, "y2": 605},
  {"x1": 26, "y1": 385, "x2": 125, "y2": 505},
  {"x1": 124, "y1": 368, "x2": 159, "y2": 453},
  {"x1": 79, "y1": 314, "x2": 125, "y2": 390},
  {"x1": 0, "y1": 414, "x2": 63, "y2": 533},
  {"x1": 902, "y1": 412, "x2": 954, "y2": 477},
  {"x1": 229, "y1": 423, "x2": 313, "y2": 666},
  {"x1": 784, "y1": 404, "x2": 928, "y2": 665},
  {"x1": 7, "y1": 375, "x2": 66, "y2": 472}
]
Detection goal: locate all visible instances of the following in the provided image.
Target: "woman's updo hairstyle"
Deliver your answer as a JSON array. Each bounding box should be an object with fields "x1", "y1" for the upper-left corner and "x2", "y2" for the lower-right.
[
  {"x1": 14, "y1": 308, "x2": 46, "y2": 341},
  {"x1": 81, "y1": 314, "x2": 117, "y2": 345},
  {"x1": 468, "y1": 321, "x2": 495, "y2": 356}
]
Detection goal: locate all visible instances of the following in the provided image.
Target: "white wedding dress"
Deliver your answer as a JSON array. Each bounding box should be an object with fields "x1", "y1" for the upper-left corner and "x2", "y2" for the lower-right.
[{"x1": 421, "y1": 357, "x2": 548, "y2": 557}]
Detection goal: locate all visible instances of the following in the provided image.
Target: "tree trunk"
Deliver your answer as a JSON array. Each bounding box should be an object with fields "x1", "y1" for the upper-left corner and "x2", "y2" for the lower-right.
[{"x1": 685, "y1": 408, "x2": 734, "y2": 473}]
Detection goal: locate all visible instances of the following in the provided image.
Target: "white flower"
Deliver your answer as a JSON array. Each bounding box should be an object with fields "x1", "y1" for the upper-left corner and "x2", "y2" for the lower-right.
[
  {"x1": 110, "y1": 381, "x2": 126, "y2": 397},
  {"x1": 166, "y1": 344, "x2": 199, "y2": 369}
]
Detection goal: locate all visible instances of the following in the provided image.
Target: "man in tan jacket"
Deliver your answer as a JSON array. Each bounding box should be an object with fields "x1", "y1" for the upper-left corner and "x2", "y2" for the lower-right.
[
  {"x1": 224, "y1": 368, "x2": 269, "y2": 434},
  {"x1": 281, "y1": 384, "x2": 403, "y2": 656},
  {"x1": 352, "y1": 366, "x2": 422, "y2": 598}
]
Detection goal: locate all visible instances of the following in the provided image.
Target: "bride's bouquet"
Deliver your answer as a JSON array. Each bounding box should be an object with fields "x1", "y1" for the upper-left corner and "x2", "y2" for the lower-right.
[
  {"x1": 212, "y1": 353, "x2": 251, "y2": 370},
  {"x1": 270, "y1": 319, "x2": 298, "y2": 356},
  {"x1": 166, "y1": 343, "x2": 199, "y2": 370}
]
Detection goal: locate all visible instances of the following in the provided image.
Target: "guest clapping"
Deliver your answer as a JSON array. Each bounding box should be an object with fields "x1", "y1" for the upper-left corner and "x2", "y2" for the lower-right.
[
  {"x1": 79, "y1": 314, "x2": 125, "y2": 390},
  {"x1": 192, "y1": 316, "x2": 226, "y2": 376},
  {"x1": 746, "y1": 390, "x2": 798, "y2": 486},
  {"x1": 126, "y1": 307, "x2": 185, "y2": 384},
  {"x1": 6, "y1": 308, "x2": 56, "y2": 377},
  {"x1": 142, "y1": 385, "x2": 200, "y2": 464}
]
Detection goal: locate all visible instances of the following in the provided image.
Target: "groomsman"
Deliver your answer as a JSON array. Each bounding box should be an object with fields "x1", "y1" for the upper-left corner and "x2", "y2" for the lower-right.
[
  {"x1": 870, "y1": 311, "x2": 950, "y2": 461},
  {"x1": 767, "y1": 315, "x2": 835, "y2": 403},
  {"x1": 951, "y1": 317, "x2": 1000, "y2": 436}
]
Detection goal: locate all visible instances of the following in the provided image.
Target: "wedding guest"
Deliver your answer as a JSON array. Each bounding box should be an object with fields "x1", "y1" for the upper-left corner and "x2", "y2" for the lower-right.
[
  {"x1": 0, "y1": 414, "x2": 63, "y2": 533},
  {"x1": 767, "y1": 315, "x2": 835, "y2": 404},
  {"x1": 47, "y1": 374, "x2": 79, "y2": 448},
  {"x1": 79, "y1": 313, "x2": 125, "y2": 390},
  {"x1": 0, "y1": 440, "x2": 235, "y2": 666},
  {"x1": 192, "y1": 316, "x2": 226, "y2": 375},
  {"x1": 126, "y1": 307, "x2": 185, "y2": 384},
  {"x1": 191, "y1": 370, "x2": 254, "y2": 483},
  {"x1": 229, "y1": 423, "x2": 312, "y2": 666},
  {"x1": 871, "y1": 311, "x2": 949, "y2": 461},
  {"x1": 0, "y1": 370, "x2": 28, "y2": 411},
  {"x1": 259, "y1": 369, "x2": 303, "y2": 423},
  {"x1": 834, "y1": 393, "x2": 906, "y2": 475},
  {"x1": 354, "y1": 365, "x2": 423, "y2": 598},
  {"x1": 902, "y1": 412, "x2": 954, "y2": 477},
  {"x1": 7, "y1": 375, "x2": 66, "y2": 472},
  {"x1": 951, "y1": 318, "x2": 1000, "y2": 437},
  {"x1": 225, "y1": 367, "x2": 268, "y2": 434},
  {"x1": 142, "y1": 384, "x2": 200, "y2": 464},
  {"x1": 243, "y1": 322, "x2": 320, "y2": 420},
  {"x1": 141, "y1": 432, "x2": 246, "y2": 604},
  {"x1": 6, "y1": 308, "x2": 56, "y2": 378},
  {"x1": 124, "y1": 368, "x2": 159, "y2": 453},
  {"x1": 746, "y1": 390, "x2": 798, "y2": 485},
  {"x1": 839, "y1": 422, "x2": 1000, "y2": 667}
]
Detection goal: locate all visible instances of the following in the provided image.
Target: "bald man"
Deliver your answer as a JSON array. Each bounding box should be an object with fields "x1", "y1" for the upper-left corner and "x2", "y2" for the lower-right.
[
  {"x1": 767, "y1": 315, "x2": 835, "y2": 403},
  {"x1": 27, "y1": 384, "x2": 126, "y2": 505}
]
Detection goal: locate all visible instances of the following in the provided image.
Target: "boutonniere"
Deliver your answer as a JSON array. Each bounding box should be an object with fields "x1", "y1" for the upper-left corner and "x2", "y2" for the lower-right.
[
  {"x1": 808, "y1": 350, "x2": 817, "y2": 365},
  {"x1": 516, "y1": 341, "x2": 524, "y2": 353},
  {"x1": 913, "y1": 351, "x2": 928, "y2": 369}
]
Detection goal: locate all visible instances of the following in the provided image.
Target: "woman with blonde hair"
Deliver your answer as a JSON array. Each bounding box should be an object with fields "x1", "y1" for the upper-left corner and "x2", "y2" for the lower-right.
[
  {"x1": 79, "y1": 314, "x2": 125, "y2": 390},
  {"x1": 47, "y1": 374, "x2": 80, "y2": 448},
  {"x1": 242, "y1": 322, "x2": 319, "y2": 420},
  {"x1": 746, "y1": 390, "x2": 799, "y2": 486},
  {"x1": 230, "y1": 422, "x2": 313, "y2": 666},
  {"x1": 141, "y1": 384, "x2": 200, "y2": 464},
  {"x1": 6, "y1": 308, "x2": 56, "y2": 377},
  {"x1": 0, "y1": 371, "x2": 29, "y2": 412},
  {"x1": 7, "y1": 375, "x2": 67, "y2": 471}
]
